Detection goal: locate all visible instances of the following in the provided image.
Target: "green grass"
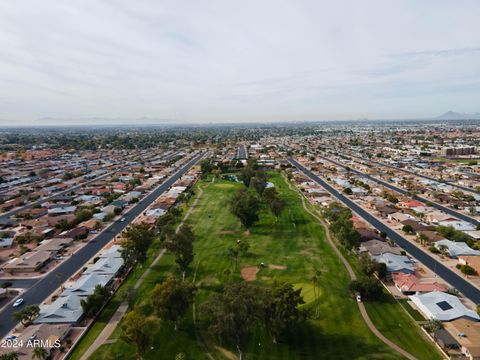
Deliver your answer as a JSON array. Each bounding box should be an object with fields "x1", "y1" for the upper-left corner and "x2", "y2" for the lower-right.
[
  {"x1": 364, "y1": 298, "x2": 439, "y2": 360},
  {"x1": 84, "y1": 172, "x2": 423, "y2": 359},
  {"x1": 305, "y1": 201, "x2": 442, "y2": 360}
]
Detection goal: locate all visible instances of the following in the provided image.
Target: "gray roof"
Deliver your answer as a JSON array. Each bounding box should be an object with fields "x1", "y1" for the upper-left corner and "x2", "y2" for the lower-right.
[
  {"x1": 372, "y1": 253, "x2": 415, "y2": 273},
  {"x1": 35, "y1": 294, "x2": 84, "y2": 324},
  {"x1": 434, "y1": 240, "x2": 480, "y2": 258},
  {"x1": 61, "y1": 273, "x2": 112, "y2": 297}
]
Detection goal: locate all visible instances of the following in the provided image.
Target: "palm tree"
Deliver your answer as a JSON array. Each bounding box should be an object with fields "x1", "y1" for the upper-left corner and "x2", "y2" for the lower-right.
[
  {"x1": 32, "y1": 346, "x2": 48, "y2": 360},
  {"x1": 0, "y1": 352, "x2": 19, "y2": 360}
]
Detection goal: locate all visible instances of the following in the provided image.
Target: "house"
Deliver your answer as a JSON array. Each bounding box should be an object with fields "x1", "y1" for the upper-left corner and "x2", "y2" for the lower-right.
[
  {"x1": 434, "y1": 240, "x2": 480, "y2": 258},
  {"x1": 35, "y1": 294, "x2": 84, "y2": 324},
  {"x1": 61, "y1": 273, "x2": 113, "y2": 297},
  {"x1": 0, "y1": 323, "x2": 71, "y2": 360},
  {"x1": 60, "y1": 226, "x2": 89, "y2": 240},
  {"x1": 444, "y1": 318, "x2": 480, "y2": 360},
  {"x1": 388, "y1": 212, "x2": 416, "y2": 223},
  {"x1": 356, "y1": 228, "x2": 383, "y2": 242},
  {"x1": 424, "y1": 212, "x2": 457, "y2": 224},
  {"x1": 400, "y1": 219, "x2": 434, "y2": 233},
  {"x1": 410, "y1": 291, "x2": 480, "y2": 322},
  {"x1": 101, "y1": 204, "x2": 117, "y2": 214},
  {"x1": 48, "y1": 206, "x2": 77, "y2": 217},
  {"x1": 392, "y1": 272, "x2": 447, "y2": 294},
  {"x1": 2, "y1": 237, "x2": 72, "y2": 273},
  {"x1": 371, "y1": 253, "x2": 415, "y2": 274},
  {"x1": 359, "y1": 239, "x2": 402, "y2": 257},
  {"x1": 0, "y1": 235, "x2": 13, "y2": 248},
  {"x1": 145, "y1": 208, "x2": 166, "y2": 218},
  {"x1": 3, "y1": 251, "x2": 54, "y2": 272},
  {"x1": 438, "y1": 220, "x2": 477, "y2": 232},
  {"x1": 416, "y1": 230, "x2": 446, "y2": 244}
]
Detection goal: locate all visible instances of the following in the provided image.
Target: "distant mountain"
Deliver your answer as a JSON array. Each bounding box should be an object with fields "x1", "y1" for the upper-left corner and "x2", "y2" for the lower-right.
[{"x1": 435, "y1": 111, "x2": 480, "y2": 120}]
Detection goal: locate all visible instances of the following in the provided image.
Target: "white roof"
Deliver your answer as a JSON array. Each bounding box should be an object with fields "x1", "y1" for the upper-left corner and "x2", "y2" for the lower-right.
[
  {"x1": 410, "y1": 291, "x2": 480, "y2": 322},
  {"x1": 434, "y1": 240, "x2": 480, "y2": 258},
  {"x1": 438, "y1": 220, "x2": 476, "y2": 232}
]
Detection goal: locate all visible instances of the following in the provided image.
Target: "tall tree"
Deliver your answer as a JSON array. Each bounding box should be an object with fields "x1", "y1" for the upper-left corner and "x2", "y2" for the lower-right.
[
  {"x1": 230, "y1": 189, "x2": 260, "y2": 229},
  {"x1": 121, "y1": 310, "x2": 152, "y2": 360},
  {"x1": 12, "y1": 304, "x2": 40, "y2": 326},
  {"x1": 120, "y1": 223, "x2": 155, "y2": 265},
  {"x1": 164, "y1": 225, "x2": 195, "y2": 280},
  {"x1": 80, "y1": 285, "x2": 110, "y2": 318},
  {"x1": 201, "y1": 282, "x2": 267, "y2": 360},
  {"x1": 250, "y1": 176, "x2": 266, "y2": 195},
  {"x1": 0, "y1": 352, "x2": 18, "y2": 360},
  {"x1": 270, "y1": 198, "x2": 285, "y2": 220},
  {"x1": 265, "y1": 282, "x2": 305, "y2": 344},
  {"x1": 32, "y1": 346, "x2": 48, "y2": 360},
  {"x1": 151, "y1": 277, "x2": 196, "y2": 330}
]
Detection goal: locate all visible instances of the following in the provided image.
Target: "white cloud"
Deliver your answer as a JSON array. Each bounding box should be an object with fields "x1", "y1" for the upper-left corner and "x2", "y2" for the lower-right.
[{"x1": 0, "y1": 0, "x2": 479, "y2": 124}]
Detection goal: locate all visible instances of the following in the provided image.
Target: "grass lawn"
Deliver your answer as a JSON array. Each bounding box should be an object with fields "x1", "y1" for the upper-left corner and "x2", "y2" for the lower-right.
[
  {"x1": 85, "y1": 172, "x2": 410, "y2": 359},
  {"x1": 364, "y1": 296, "x2": 441, "y2": 360}
]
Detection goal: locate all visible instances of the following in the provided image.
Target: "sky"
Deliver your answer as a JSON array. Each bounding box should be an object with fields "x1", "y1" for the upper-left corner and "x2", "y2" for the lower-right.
[{"x1": 0, "y1": 0, "x2": 479, "y2": 125}]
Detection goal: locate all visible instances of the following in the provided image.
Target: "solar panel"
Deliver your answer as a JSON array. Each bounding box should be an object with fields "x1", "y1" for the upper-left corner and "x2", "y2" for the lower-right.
[{"x1": 436, "y1": 301, "x2": 453, "y2": 311}]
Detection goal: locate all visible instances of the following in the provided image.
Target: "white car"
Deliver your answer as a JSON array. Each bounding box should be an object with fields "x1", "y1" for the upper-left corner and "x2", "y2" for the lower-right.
[
  {"x1": 13, "y1": 298, "x2": 24, "y2": 307},
  {"x1": 4, "y1": 335, "x2": 17, "y2": 341},
  {"x1": 120, "y1": 217, "x2": 126, "y2": 222},
  {"x1": 356, "y1": 294, "x2": 362, "y2": 303}
]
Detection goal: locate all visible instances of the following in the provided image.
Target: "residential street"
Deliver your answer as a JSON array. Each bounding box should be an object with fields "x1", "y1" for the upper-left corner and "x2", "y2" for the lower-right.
[
  {"x1": 318, "y1": 154, "x2": 480, "y2": 226},
  {"x1": 0, "y1": 152, "x2": 204, "y2": 338},
  {"x1": 288, "y1": 157, "x2": 480, "y2": 304}
]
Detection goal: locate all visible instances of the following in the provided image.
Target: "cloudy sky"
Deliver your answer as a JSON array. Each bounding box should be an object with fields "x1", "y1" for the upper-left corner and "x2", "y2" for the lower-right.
[{"x1": 0, "y1": 0, "x2": 479, "y2": 125}]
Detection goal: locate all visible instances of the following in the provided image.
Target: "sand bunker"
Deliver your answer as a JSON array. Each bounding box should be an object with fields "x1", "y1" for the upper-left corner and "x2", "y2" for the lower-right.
[{"x1": 240, "y1": 266, "x2": 259, "y2": 281}]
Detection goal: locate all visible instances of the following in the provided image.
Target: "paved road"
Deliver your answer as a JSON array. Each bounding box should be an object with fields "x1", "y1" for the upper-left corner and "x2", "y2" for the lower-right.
[
  {"x1": 318, "y1": 154, "x2": 480, "y2": 226},
  {"x1": 0, "y1": 152, "x2": 204, "y2": 338},
  {"x1": 0, "y1": 279, "x2": 38, "y2": 289},
  {"x1": 288, "y1": 157, "x2": 480, "y2": 304},
  {"x1": 333, "y1": 150, "x2": 476, "y2": 193},
  {"x1": 237, "y1": 144, "x2": 247, "y2": 160}
]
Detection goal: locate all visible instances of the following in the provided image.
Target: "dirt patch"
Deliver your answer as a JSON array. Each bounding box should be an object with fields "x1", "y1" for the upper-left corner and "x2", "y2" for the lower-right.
[
  {"x1": 240, "y1": 266, "x2": 258, "y2": 281},
  {"x1": 219, "y1": 230, "x2": 236, "y2": 235},
  {"x1": 268, "y1": 264, "x2": 287, "y2": 270}
]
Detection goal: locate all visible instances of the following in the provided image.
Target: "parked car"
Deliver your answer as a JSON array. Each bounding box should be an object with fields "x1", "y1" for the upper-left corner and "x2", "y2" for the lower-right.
[
  {"x1": 4, "y1": 335, "x2": 17, "y2": 341},
  {"x1": 356, "y1": 294, "x2": 362, "y2": 303},
  {"x1": 13, "y1": 298, "x2": 24, "y2": 307}
]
